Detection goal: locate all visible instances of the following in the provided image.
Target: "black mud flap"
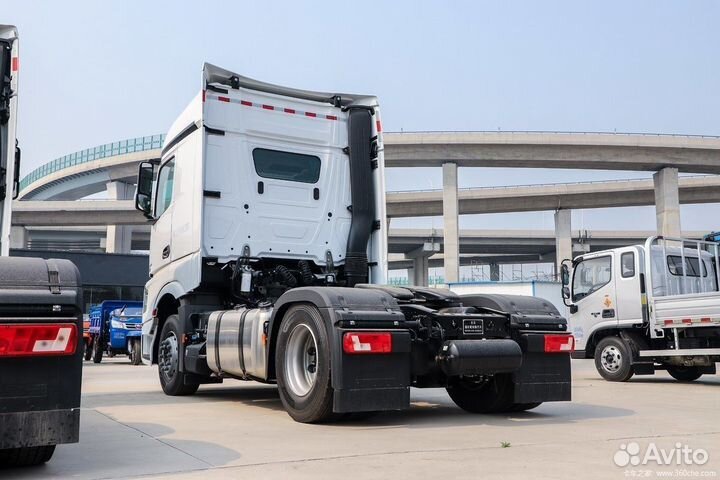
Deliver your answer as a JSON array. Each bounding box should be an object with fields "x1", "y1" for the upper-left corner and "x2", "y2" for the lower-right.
[{"x1": 513, "y1": 333, "x2": 572, "y2": 403}]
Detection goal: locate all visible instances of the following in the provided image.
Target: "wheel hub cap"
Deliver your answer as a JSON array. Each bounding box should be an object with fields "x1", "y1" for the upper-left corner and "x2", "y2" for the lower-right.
[
  {"x1": 285, "y1": 324, "x2": 318, "y2": 397},
  {"x1": 159, "y1": 332, "x2": 178, "y2": 382},
  {"x1": 601, "y1": 345, "x2": 622, "y2": 373}
]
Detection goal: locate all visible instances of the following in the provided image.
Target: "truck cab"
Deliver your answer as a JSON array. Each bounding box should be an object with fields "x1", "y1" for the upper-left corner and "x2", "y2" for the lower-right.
[{"x1": 562, "y1": 236, "x2": 720, "y2": 382}]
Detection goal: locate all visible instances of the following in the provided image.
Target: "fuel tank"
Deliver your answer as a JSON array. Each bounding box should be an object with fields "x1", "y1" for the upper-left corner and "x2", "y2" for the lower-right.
[{"x1": 206, "y1": 306, "x2": 272, "y2": 380}]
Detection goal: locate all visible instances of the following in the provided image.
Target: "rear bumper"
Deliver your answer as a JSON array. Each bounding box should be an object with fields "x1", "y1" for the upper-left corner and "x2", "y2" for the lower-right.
[{"x1": 0, "y1": 408, "x2": 80, "y2": 449}]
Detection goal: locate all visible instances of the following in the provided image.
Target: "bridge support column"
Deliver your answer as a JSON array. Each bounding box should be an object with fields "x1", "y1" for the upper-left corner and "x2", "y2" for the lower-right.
[
  {"x1": 10, "y1": 226, "x2": 28, "y2": 249},
  {"x1": 554, "y1": 209, "x2": 572, "y2": 277},
  {"x1": 406, "y1": 242, "x2": 440, "y2": 287},
  {"x1": 106, "y1": 181, "x2": 134, "y2": 253},
  {"x1": 489, "y1": 262, "x2": 500, "y2": 281},
  {"x1": 442, "y1": 162, "x2": 459, "y2": 284},
  {"x1": 653, "y1": 167, "x2": 681, "y2": 237}
]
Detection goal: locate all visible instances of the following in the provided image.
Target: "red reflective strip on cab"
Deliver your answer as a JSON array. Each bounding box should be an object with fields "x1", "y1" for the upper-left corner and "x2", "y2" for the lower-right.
[
  {"x1": 305, "y1": 112, "x2": 316, "y2": 118},
  {"x1": 11, "y1": 57, "x2": 18, "y2": 72},
  {"x1": 240, "y1": 100, "x2": 253, "y2": 107},
  {"x1": 326, "y1": 115, "x2": 337, "y2": 120},
  {"x1": 284, "y1": 108, "x2": 296, "y2": 114},
  {"x1": 376, "y1": 120, "x2": 382, "y2": 132},
  {"x1": 218, "y1": 96, "x2": 230, "y2": 103},
  {"x1": 262, "y1": 104, "x2": 274, "y2": 110}
]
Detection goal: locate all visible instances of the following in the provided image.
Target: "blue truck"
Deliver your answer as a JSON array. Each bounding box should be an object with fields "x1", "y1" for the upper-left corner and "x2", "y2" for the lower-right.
[{"x1": 89, "y1": 301, "x2": 144, "y2": 365}]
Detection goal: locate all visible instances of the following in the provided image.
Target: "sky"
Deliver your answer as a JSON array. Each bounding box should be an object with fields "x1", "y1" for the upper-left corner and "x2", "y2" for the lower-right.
[{"x1": 5, "y1": 0, "x2": 720, "y2": 233}]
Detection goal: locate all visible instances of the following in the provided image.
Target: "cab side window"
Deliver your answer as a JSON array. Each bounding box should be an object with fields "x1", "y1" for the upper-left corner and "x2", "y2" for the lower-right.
[
  {"x1": 155, "y1": 158, "x2": 175, "y2": 217},
  {"x1": 621, "y1": 252, "x2": 635, "y2": 278},
  {"x1": 572, "y1": 256, "x2": 612, "y2": 302}
]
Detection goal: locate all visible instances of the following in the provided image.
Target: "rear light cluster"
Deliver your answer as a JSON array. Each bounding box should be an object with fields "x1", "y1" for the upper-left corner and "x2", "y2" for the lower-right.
[
  {"x1": 0, "y1": 324, "x2": 77, "y2": 358},
  {"x1": 342, "y1": 332, "x2": 392, "y2": 354},
  {"x1": 544, "y1": 334, "x2": 575, "y2": 353}
]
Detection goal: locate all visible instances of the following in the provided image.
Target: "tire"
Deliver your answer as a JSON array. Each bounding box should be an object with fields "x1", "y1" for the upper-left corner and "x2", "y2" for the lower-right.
[
  {"x1": 276, "y1": 304, "x2": 334, "y2": 423},
  {"x1": 594, "y1": 336, "x2": 634, "y2": 382},
  {"x1": 84, "y1": 340, "x2": 92, "y2": 361},
  {"x1": 158, "y1": 315, "x2": 199, "y2": 396},
  {"x1": 446, "y1": 374, "x2": 516, "y2": 413},
  {"x1": 667, "y1": 366, "x2": 703, "y2": 382},
  {"x1": 130, "y1": 338, "x2": 142, "y2": 366},
  {"x1": 0, "y1": 445, "x2": 56, "y2": 467},
  {"x1": 92, "y1": 335, "x2": 103, "y2": 364}
]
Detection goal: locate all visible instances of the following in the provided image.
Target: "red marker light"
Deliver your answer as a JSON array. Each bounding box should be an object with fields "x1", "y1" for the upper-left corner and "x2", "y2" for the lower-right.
[{"x1": 342, "y1": 332, "x2": 392, "y2": 354}]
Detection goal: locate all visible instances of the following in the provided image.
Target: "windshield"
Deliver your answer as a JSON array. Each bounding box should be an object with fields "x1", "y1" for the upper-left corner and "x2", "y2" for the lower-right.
[{"x1": 573, "y1": 255, "x2": 612, "y2": 302}]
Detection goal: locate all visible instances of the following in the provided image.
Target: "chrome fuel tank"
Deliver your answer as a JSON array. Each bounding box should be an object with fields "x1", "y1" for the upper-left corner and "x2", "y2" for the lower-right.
[{"x1": 206, "y1": 307, "x2": 272, "y2": 380}]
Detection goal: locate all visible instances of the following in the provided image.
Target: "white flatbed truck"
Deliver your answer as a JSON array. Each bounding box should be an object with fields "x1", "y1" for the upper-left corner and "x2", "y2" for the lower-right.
[
  {"x1": 562, "y1": 236, "x2": 720, "y2": 381},
  {"x1": 136, "y1": 63, "x2": 574, "y2": 423}
]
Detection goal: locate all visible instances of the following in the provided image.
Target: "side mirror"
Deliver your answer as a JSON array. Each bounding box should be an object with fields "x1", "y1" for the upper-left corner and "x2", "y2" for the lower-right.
[
  {"x1": 562, "y1": 286, "x2": 570, "y2": 300},
  {"x1": 560, "y1": 264, "x2": 570, "y2": 286},
  {"x1": 135, "y1": 161, "x2": 155, "y2": 219}
]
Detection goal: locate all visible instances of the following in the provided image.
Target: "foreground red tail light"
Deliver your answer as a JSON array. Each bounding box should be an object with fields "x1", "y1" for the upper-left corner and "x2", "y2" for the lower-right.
[
  {"x1": 544, "y1": 334, "x2": 575, "y2": 353},
  {"x1": 342, "y1": 332, "x2": 392, "y2": 354},
  {"x1": 0, "y1": 324, "x2": 78, "y2": 358}
]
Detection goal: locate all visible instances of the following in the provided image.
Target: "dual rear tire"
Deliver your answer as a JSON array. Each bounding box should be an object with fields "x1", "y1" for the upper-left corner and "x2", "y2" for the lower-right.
[
  {"x1": 446, "y1": 374, "x2": 541, "y2": 413},
  {"x1": 0, "y1": 445, "x2": 55, "y2": 467}
]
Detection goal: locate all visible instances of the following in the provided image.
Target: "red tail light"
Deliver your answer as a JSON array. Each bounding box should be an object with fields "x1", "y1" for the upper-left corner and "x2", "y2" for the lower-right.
[
  {"x1": 0, "y1": 324, "x2": 78, "y2": 358},
  {"x1": 342, "y1": 332, "x2": 392, "y2": 354},
  {"x1": 544, "y1": 334, "x2": 574, "y2": 353}
]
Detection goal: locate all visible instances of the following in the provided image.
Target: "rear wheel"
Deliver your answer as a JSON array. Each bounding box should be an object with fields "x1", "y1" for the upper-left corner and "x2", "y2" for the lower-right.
[
  {"x1": 667, "y1": 366, "x2": 702, "y2": 382},
  {"x1": 158, "y1": 315, "x2": 199, "y2": 396},
  {"x1": 0, "y1": 445, "x2": 56, "y2": 467},
  {"x1": 594, "y1": 336, "x2": 634, "y2": 382},
  {"x1": 446, "y1": 374, "x2": 516, "y2": 413},
  {"x1": 276, "y1": 304, "x2": 334, "y2": 423},
  {"x1": 91, "y1": 335, "x2": 103, "y2": 364},
  {"x1": 130, "y1": 338, "x2": 142, "y2": 365},
  {"x1": 84, "y1": 340, "x2": 92, "y2": 361}
]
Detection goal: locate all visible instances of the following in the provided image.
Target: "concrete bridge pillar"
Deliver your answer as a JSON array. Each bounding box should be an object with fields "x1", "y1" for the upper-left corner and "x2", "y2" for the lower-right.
[
  {"x1": 442, "y1": 162, "x2": 459, "y2": 283},
  {"x1": 554, "y1": 209, "x2": 572, "y2": 277},
  {"x1": 653, "y1": 167, "x2": 681, "y2": 238},
  {"x1": 106, "y1": 181, "x2": 134, "y2": 253},
  {"x1": 489, "y1": 262, "x2": 500, "y2": 281},
  {"x1": 406, "y1": 242, "x2": 440, "y2": 287},
  {"x1": 10, "y1": 226, "x2": 28, "y2": 249}
]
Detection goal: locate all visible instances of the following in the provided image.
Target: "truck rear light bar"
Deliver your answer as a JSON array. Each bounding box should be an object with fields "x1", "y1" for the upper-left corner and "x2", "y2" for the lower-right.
[
  {"x1": 342, "y1": 332, "x2": 392, "y2": 354},
  {"x1": 544, "y1": 334, "x2": 574, "y2": 353},
  {"x1": 0, "y1": 323, "x2": 77, "y2": 358}
]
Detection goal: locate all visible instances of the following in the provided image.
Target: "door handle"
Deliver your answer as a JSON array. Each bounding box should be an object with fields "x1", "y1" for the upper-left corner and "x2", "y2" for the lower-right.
[{"x1": 162, "y1": 245, "x2": 170, "y2": 259}]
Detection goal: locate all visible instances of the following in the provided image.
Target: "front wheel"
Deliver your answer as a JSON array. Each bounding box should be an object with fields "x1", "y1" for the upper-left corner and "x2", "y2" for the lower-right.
[
  {"x1": 446, "y1": 374, "x2": 516, "y2": 413},
  {"x1": 594, "y1": 336, "x2": 634, "y2": 382},
  {"x1": 91, "y1": 335, "x2": 103, "y2": 364},
  {"x1": 158, "y1": 315, "x2": 199, "y2": 396},
  {"x1": 84, "y1": 340, "x2": 92, "y2": 361},
  {"x1": 0, "y1": 445, "x2": 56, "y2": 466},
  {"x1": 276, "y1": 304, "x2": 334, "y2": 423},
  {"x1": 130, "y1": 338, "x2": 142, "y2": 365},
  {"x1": 667, "y1": 366, "x2": 702, "y2": 382}
]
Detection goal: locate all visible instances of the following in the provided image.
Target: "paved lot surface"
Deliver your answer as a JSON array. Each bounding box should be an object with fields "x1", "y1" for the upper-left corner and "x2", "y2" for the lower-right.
[{"x1": 5, "y1": 358, "x2": 719, "y2": 479}]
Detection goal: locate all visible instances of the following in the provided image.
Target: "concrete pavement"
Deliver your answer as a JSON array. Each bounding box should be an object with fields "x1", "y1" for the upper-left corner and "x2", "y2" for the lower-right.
[{"x1": 5, "y1": 359, "x2": 719, "y2": 479}]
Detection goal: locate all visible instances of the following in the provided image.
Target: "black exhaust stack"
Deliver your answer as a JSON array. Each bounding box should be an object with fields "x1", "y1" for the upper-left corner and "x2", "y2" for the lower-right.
[{"x1": 344, "y1": 107, "x2": 376, "y2": 287}]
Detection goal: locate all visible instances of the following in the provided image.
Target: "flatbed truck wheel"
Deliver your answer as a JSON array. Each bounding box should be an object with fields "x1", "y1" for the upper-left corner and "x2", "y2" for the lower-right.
[
  {"x1": 130, "y1": 338, "x2": 142, "y2": 365},
  {"x1": 91, "y1": 335, "x2": 103, "y2": 364},
  {"x1": 667, "y1": 366, "x2": 702, "y2": 382},
  {"x1": 446, "y1": 374, "x2": 517, "y2": 413},
  {"x1": 0, "y1": 445, "x2": 56, "y2": 467},
  {"x1": 158, "y1": 315, "x2": 199, "y2": 396},
  {"x1": 276, "y1": 304, "x2": 335, "y2": 423},
  {"x1": 594, "y1": 336, "x2": 634, "y2": 382}
]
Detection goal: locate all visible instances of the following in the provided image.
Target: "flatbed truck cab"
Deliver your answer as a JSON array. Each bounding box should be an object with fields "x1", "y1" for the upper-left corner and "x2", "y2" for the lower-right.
[
  {"x1": 136, "y1": 63, "x2": 573, "y2": 423},
  {"x1": 562, "y1": 236, "x2": 720, "y2": 382}
]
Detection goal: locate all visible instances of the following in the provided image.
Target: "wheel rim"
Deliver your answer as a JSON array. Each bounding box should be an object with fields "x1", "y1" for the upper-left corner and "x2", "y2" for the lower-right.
[
  {"x1": 600, "y1": 345, "x2": 623, "y2": 373},
  {"x1": 284, "y1": 324, "x2": 318, "y2": 397},
  {"x1": 159, "y1": 332, "x2": 178, "y2": 383}
]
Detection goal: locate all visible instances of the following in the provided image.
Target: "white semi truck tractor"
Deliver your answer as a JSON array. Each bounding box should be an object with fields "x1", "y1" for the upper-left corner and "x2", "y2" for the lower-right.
[
  {"x1": 561, "y1": 236, "x2": 720, "y2": 382},
  {"x1": 137, "y1": 63, "x2": 574, "y2": 423},
  {"x1": 0, "y1": 25, "x2": 84, "y2": 467}
]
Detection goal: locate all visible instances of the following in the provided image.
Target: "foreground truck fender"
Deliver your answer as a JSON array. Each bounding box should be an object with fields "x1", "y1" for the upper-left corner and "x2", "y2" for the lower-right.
[{"x1": 137, "y1": 63, "x2": 573, "y2": 423}]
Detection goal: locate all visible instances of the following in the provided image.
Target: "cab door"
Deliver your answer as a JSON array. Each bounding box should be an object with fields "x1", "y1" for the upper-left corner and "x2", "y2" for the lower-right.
[
  {"x1": 148, "y1": 157, "x2": 175, "y2": 275},
  {"x1": 615, "y1": 247, "x2": 643, "y2": 326},
  {"x1": 570, "y1": 252, "x2": 617, "y2": 350}
]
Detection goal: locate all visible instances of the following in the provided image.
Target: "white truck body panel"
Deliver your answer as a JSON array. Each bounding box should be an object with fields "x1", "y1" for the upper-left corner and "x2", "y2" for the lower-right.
[
  {"x1": 0, "y1": 25, "x2": 19, "y2": 256},
  {"x1": 143, "y1": 64, "x2": 387, "y2": 347}
]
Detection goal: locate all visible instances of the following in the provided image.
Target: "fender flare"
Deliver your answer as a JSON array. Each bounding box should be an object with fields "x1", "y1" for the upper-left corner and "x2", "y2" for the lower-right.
[{"x1": 148, "y1": 281, "x2": 186, "y2": 363}]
